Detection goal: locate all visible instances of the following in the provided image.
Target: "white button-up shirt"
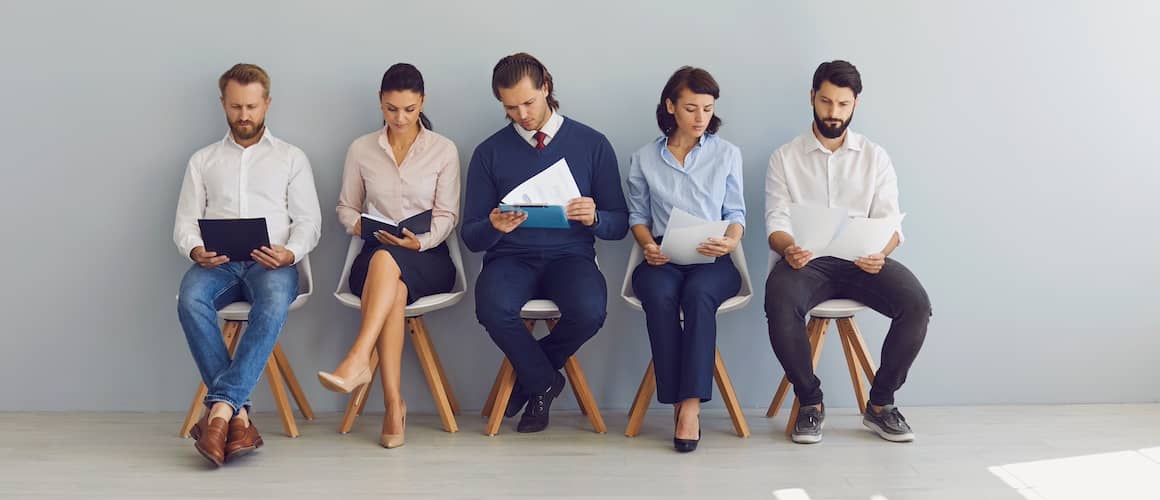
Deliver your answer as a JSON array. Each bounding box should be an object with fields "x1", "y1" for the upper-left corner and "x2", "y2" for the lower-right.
[
  {"x1": 173, "y1": 129, "x2": 322, "y2": 264},
  {"x1": 513, "y1": 110, "x2": 564, "y2": 147},
  {"x1": 764, "y1": 128, "x2": 904, "y2": 242}
]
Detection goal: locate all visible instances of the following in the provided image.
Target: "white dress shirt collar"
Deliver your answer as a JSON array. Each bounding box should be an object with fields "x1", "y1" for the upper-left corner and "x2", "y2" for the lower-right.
[{"x1": 513, "y1": 110, "x2": 564, "y2": 147}]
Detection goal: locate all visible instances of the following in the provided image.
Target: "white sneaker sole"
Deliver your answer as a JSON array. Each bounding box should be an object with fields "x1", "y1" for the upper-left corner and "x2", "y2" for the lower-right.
[
  {"x1": 791, "y1": 421, "x2": 824, "y2": 444},
  {"x1": 863, "y1": 419, "x2": 915, "y2": 442}
]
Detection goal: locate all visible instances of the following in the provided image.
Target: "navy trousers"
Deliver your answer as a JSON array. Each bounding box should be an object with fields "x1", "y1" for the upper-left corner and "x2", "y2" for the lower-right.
[
  {"x1": 475, "y1": 253, "x2": 607, "y2": 396},
  {"x1": 632, "y1": 253, "x2": 740, "y2": 404}
]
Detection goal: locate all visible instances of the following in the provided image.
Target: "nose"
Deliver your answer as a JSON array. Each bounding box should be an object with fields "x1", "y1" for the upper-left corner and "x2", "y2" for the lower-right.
[{"x1": 518, "y1": 106, "x2": 529, "y2": 121}]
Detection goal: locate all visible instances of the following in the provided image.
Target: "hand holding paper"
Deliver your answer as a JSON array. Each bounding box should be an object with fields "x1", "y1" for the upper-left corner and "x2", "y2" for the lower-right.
[
  {"x1": 789, "y1": 204, "x2": 904, "y2": 262},
  {"x1": 659, "y1": 208, "x2": 731, "y2": 265}
]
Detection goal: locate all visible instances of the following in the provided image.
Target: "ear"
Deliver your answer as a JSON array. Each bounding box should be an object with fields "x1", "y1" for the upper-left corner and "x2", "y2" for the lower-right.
[
  {"x1": 417, "y1": 94, "x2": 426, "y2": 111},
  {"x1": 539, "y1": 82, "x2": 549, "y2": 95},
  {"x1": 809, "y1": 89, "x2": 815, "y2": 106},
  {"x1": 665, "y1": 98, "x2": 675, "y2": 115},
  {"x1": 265, "y1": 95, "x2": 272, "y2": 106}
]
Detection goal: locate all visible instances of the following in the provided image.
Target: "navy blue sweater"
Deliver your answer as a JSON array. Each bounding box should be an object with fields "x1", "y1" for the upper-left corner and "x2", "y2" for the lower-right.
[{"x1": 461, "y1": 117, "x2": 629, "y2": 260}]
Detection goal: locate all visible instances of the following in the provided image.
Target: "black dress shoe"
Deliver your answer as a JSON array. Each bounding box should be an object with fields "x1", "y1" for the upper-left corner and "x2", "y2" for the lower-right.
[
  {"x1": 673, "y1": 427, "x2": 701, "y2": 453},
  {"x1": 516, "y1": 371, "x2": 565, "y2": 433},
  {"x1": 505, "y1": 384, "x2": 528, "y2": 418}
]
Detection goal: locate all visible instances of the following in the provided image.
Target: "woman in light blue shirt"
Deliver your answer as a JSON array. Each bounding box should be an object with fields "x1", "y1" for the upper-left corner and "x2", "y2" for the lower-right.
[{"x1": 627, "y1": 66, "x2": 745, "y2": 453}]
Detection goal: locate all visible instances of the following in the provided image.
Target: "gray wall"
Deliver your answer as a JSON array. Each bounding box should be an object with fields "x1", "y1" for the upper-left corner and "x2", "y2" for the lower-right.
[{"x1": 1, "y1": 0, "x2": 1157, "y2": 413}]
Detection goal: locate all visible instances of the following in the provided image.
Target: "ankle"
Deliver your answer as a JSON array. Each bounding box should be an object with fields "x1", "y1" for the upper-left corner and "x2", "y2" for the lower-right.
[{"x1": 209, "y1": 402, "x2": 233, "y2": 420}]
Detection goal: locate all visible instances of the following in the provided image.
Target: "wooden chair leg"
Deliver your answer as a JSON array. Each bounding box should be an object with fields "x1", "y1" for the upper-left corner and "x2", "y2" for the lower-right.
[
  {"x1": 337, "y1": 348, "x2": 379, "y2": 434},
  {"x1": 837, "y1": 320, "x2": 869, "y2": 414},
  {"x1": 179, "y1": 320, "x2": 243, "y2": 437},
  {"x1": 785, "y1": 318, "x2": 830, "y2": 436},
  {"x1": 624, "y1": 361, "x2": 655, "y2": 437},
  {"x1": 840, "y1": 318, "x2": 877, "y2": 383},
  {"x1": 768, "y1": 317, "x2": 826, "y2": 417},
  {"x1": 273, "y1": 343, "x2": 314, "y2": 421},
  {"x1": 416, "y1": 317, "x2": 460, "y2": 416},
  {"x1": 180, "y1": 384, "x2": 210, "y2": 438},
  {"x1": 563, "y1": 356, "x2": 606, "y2": 434},
  {"x1": 485, "y1": 358, "x2": 516, "y2": 436},
  {"x1": 481, "y1": 363, "x2": 504, "y2": 418},
  {"x1": 713, "y1": 348, "x2": 750, "y2": 438},
  {"x1": 264, "y1": 353, "x2": 299, "y2": 437},
  {"x1": 409, "y1": 318, "x2": 459, "y2": 433}
]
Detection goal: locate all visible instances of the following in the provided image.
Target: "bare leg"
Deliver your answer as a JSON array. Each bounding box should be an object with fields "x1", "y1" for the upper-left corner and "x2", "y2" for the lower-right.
[
  {"x1": 676, "y1": 397, "x2": 700, "y2": 440},
  {"x1": 378, "y1": 282, "x2": 408, "y2": 435},
  {"x1": 332, "y1": 250, "x2": 404, "y2": 379}
]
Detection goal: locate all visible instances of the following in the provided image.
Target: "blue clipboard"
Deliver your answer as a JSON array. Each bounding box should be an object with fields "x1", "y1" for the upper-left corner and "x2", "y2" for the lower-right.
[{"x1": 499, "y1": 204, "x2": 570, "y2": 229}]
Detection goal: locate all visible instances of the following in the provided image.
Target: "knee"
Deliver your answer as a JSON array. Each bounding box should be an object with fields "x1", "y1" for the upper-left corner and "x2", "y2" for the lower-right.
[
  {"x1": 897, "y1": 291, "x2": 932, "y2": 323},
  {"x1": 475, "y1": 295, "x2": 521, "y2": 331},
  {"x1": 636, "y1": 285, "x2": 679, "y2": 312},
  {"x1": 565, "y1": 298, "x2": 607, "y2": 332},
  {"x1": 370, "y1": 250, "x2": 401, "y2": 277},
  {"x1": 680, "y1": 286, "x2": 722, "y2": 314}
]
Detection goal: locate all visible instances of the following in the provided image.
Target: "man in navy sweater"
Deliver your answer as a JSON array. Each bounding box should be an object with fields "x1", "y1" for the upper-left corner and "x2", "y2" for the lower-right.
[{"x1": 462, "y1": 53, "x2": 629, "y2": 433}]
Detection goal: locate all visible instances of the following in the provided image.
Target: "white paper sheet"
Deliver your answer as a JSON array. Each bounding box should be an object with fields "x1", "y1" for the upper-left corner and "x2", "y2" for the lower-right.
[
  {"x1": 817, "y1": 214, "x2": 905, "y2": 261},
  {"x1": 789, "y1": 204, "x2": 904, "y2": 261},
  {"x1": 500, "y1": 158, "x2": 582, "y2": 206},
  {"x1": 659, "y1": 207, "x2": 731, "y2": 265},
  {"x1": 789, "y1": 204, "x2": 847, "y2": 252}
]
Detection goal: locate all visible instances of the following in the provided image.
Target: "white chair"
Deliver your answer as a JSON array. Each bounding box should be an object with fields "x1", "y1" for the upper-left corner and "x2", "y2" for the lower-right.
[
  {"x1": 620, "y1": 244, "x2": 753, "y2": 438},
  {"x1": 480, "y1": 260, "x2": 608, "y2": 436},
  {"x1": 178, "y1": 256, "x2": 316, "y2": 438},
  {"x1": 763, "y1": 252, "x2": 878, "y2": 436},
  {"x1": 333, "y1": 234, "x2": 467, "y2": 433}
]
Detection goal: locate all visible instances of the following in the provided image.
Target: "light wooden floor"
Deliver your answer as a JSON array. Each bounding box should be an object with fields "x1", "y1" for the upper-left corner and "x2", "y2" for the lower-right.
[{"x1": 2, "y1": 405, "x2": 1159, "y2": 499}]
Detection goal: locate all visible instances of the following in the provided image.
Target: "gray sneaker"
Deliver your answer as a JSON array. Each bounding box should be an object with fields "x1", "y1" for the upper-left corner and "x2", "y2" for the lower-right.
[
  {"x1": 791, "y1": 404, "x2": 825, "y2": 444},
  {"x1": 862, "y1": 405, "x2": 915, "y2": 442}
]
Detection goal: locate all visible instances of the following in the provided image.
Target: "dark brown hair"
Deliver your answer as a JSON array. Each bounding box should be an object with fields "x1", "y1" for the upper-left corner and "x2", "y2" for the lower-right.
[
  {"x1": 812, "y1": 60, "x2": 862, "y2": 96},
  {"x1": 491, "y1": 52, "x2": 559, "y2": 110},
  {"x1": 656, "y1": 66, "x2": 722, "y2": 137}
]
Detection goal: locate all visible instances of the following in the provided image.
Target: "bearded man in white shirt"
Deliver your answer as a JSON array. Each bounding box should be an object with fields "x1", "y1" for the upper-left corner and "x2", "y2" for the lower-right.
[
  {"x1": 764, "y1": 60, "x2": 931, "y2": 445},
  {"x1": 173, "y1": 63, "x2": 321, "y2": 466}
]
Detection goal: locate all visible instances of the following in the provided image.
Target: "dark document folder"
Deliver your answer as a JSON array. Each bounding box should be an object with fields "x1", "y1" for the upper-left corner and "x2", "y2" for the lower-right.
[
  {"x1": 197, "y1": 218, "x2": 271, "y2": 261},
  {"x1": 361, "y1": 209, "x2": 433, "y2": 240}
]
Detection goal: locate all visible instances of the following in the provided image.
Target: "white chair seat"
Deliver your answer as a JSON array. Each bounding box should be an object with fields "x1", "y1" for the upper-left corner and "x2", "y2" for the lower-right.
[
  {"x1": 808, "y1": 299, "x2": 866, "y2": 319},
  {"x1": 520, "y1": 299, "x2": 562, "y2": 320}
]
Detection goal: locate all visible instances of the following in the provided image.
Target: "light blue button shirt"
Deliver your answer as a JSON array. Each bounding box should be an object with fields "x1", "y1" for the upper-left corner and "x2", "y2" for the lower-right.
[{"x1": 627, "y1": 134, "x2": 746, "y2": 237}]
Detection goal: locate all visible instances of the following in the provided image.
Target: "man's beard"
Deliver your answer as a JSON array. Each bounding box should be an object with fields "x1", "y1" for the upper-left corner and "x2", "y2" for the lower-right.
[
  {"x1": 813, "y1": 108, "x2": 853, "y2": 139},
  {"x1": 229, "y1": 118, "x2": 265, "y2": 141}
]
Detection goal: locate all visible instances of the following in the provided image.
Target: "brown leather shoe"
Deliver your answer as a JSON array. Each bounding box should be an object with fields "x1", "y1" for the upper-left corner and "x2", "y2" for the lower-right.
[
  {"x1": 225, "y1": 418, "x2": 263, "y2": 462},
  {"x1": 193, "y1": 417, "x2": 228, "y2": 467}
]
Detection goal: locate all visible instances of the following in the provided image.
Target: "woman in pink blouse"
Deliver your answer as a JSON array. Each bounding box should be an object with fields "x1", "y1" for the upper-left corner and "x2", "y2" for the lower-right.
[{"x1": 317, "y1": 63, "x2": 460, "y2": 448}]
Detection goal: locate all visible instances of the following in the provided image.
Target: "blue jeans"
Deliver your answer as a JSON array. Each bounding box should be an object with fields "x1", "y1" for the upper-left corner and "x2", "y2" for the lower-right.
[{"x1": 177, "y1": 262, "x2": 298, "y2": 413}]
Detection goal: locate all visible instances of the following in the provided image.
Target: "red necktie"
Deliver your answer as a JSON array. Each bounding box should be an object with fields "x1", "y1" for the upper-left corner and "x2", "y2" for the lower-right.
[{"x1": 534, "y1": 131, "x2": 547, "y2": 150}]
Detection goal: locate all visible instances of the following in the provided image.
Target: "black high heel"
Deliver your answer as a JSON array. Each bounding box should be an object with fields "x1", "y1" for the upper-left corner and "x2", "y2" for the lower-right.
[{"x1": 673, "y1": 404, "x2": 700, "y2": 453}]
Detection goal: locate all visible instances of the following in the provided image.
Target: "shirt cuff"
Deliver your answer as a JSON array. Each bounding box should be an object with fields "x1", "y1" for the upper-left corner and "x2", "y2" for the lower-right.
[{"x1": 283, "y1": 242, "x2": 307, "y2": 265}]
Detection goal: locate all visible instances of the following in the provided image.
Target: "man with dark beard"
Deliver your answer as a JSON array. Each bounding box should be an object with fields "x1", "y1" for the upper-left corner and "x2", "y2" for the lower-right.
[
  {"x1": 763, "y1": 60, "x2": 931, "y2": 445},
  {"x1": 173, "y1": 63, "x2": 321, "y2": 466}
]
